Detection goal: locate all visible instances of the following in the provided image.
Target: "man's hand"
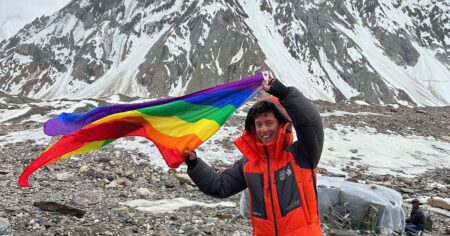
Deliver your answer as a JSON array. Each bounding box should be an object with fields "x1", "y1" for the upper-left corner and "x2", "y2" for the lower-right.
[
  {"x1": 184, "y1": 150, "x2": 197, "y2": 161},
  {"x1": 262, "y1": 71, "x2": 275, "y2": 92}
]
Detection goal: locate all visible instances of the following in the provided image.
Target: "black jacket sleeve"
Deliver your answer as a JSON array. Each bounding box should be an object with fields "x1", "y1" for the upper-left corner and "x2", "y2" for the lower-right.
[
  {"x1": 410, "y1": 208, "x2": 426, "y2": 229},
  {"x1": 186, "y1": 157, "x2": 247, "y2": 198},
  {"x1": 269, "y1": 79, "x2": 324, "y2": 169}
]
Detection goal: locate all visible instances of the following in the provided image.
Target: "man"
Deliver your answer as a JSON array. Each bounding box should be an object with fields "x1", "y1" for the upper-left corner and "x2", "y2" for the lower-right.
[
  {"x1": 185, "y1": 75, "x2": 324, "y2": 235},
  {"x1": 405, "y1": 199, "x2": 425, "y2": 234}
]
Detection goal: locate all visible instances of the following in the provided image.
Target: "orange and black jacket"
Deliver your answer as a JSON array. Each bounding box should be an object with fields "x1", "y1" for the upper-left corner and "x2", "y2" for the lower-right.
[{"x1": 187, "y1": 79, "x2": 324, "y2": 236}]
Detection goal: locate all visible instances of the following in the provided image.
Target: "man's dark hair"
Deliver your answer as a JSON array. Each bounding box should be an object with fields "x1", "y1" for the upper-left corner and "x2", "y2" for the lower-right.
[{"x1": 244, "y1": 100, "x2": 291, "y2": 132}]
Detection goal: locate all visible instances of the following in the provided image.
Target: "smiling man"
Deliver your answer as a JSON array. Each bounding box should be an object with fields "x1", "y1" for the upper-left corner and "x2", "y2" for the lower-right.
[
  {"x1": 248, "y1": 99, "x2": 286, "y2": 144},
  {"x1": 185, "y1": 74, "x2": 324, "y2": 235},
  {"x1": 255, "y1": 111, "x2": 279, "y2": 143}
]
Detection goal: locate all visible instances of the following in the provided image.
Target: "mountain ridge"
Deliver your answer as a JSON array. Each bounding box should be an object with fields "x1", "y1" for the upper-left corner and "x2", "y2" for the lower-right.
[{"x1": 0, "y1": 0, "x2": 449, "y2": 106}]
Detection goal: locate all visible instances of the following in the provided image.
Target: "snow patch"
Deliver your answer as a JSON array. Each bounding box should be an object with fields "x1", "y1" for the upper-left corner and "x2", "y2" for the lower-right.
[
  {"x1": 322, "y1": 124, "x2": 450, "y2": 176},
  {"x1": 0, "y1": 107, "x2": 31, "y2": 123},
  {"x1": 321, "y1": 111, "x2": 383, "y2": 117},
  {"x1": 121, "y1": 198, "x2": 235, "y2": 213},
  {"x1": 0, "y1": 128, "x2": 52, "y2": 147},
  {"x1": 13, "y1": 54, "x2": 33, "y2": 64}
]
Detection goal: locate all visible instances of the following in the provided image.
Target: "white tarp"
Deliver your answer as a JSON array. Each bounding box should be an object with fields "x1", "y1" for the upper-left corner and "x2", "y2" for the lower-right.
[{"x1": 317, "y1": 176, "x2": 405, "y2": 233}]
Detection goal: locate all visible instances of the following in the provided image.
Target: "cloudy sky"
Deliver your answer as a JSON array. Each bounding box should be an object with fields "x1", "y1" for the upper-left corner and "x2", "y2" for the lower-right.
[{"x1": 0, "y1": 0, "x2": 70, "y2": 40}]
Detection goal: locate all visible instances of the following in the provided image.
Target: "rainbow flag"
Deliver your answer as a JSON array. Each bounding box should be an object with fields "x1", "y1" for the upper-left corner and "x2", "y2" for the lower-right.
[{"x1": 19, "y1": 73, "x2": 264, "y2": 187}]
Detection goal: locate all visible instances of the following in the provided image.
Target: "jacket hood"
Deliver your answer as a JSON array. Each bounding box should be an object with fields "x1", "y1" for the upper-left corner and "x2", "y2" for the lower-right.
[
  {"x1": 235, "y1": 122, "x2": 293, "y2": 162},
  {"x1": 244, "y1": 96, "x2": 291, "y2": 132}
]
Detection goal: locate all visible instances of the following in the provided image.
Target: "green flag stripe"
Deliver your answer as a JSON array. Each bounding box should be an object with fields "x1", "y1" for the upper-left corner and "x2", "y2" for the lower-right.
[{"x1": 137, "y1": 101, "x2": 236, "y2": 125}]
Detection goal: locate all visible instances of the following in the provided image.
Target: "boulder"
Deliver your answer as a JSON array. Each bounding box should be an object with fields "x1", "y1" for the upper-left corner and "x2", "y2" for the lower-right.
[
  {"x1": 428, "y1": 196, "x2": 450, "y2": 210},
  {"x1": 73, "y1": 190, "x2": 103, "y2": 206}
]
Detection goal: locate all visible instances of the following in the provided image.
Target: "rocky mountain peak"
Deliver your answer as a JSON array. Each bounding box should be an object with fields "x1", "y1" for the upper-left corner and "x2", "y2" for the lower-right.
[{"x1": 0, "y1": 0, "x2": 448, "y2": 105}]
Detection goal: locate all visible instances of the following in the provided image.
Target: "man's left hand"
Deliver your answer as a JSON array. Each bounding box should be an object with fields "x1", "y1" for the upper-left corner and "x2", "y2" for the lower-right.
[{"x1": 262, "y1": 71, "x2": 274, "y2": 92}]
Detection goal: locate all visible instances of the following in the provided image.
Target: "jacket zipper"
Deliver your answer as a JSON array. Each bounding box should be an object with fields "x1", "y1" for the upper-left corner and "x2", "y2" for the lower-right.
[{"x1": 264, "y1": 146, "x2": 279, "y2": 236}]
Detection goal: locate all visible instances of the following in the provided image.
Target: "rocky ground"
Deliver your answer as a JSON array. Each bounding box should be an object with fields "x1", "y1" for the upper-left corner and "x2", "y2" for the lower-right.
[{"x1": 0, "y1": 100, "x2": 449, "y2": 235}]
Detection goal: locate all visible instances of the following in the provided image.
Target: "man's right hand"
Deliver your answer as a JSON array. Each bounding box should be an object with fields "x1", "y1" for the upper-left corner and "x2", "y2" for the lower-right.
[{"x1": 184, "y1": 150, "x2": 197, "y2": 161}]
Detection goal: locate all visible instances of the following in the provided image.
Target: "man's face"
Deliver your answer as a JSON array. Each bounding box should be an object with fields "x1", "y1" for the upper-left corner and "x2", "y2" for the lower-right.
[{"x1": 254, "y1": 112, "x2": 280, "y2": 144}]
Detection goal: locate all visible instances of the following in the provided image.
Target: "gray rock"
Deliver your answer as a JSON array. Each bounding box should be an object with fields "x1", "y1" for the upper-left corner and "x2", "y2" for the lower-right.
[
  {"x1": 161, "y1": 171, "x2": 181, "y2": 189},
  {"x1": 73, "y1": 190, "x2": 103, "y2": 206},
  {"x1": 55, "y1": 172, "x2": 75, "y2": 182},
  {"x1": 85, "y1": 168, "x2": 116, "y2": 181},
  {"x1": 400, "y1": 188, "x2": 415, "y2": 194},
  {"x1": 97, "y1": 156, "x2": 112, "y2": 163},
  {"x1": 441, "y1": 136, "x2": 450, "y2": 142},
  {"x1": 79, "y1": 165, "x2": 89, "y2": 173},
  {"x1": 175, "y1": 173, "x2": 195, "y2": 186},
  {"x1": 136, "y1": 188, "x2": 153, "y2": 197}
]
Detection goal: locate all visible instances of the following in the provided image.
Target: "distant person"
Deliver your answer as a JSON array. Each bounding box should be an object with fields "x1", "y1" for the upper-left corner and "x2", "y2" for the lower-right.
[
  {"x1": 405, "y1": 199, "x2": 425, "y2": 234},
  {"x1": 184, "y1": 74, "x2": 324, "y2": 235}
]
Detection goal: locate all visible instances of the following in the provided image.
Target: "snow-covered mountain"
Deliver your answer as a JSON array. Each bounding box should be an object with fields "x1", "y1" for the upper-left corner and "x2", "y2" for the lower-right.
[{"x1": 0, "y1": 0, "x2": 449, "y2": 106}]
